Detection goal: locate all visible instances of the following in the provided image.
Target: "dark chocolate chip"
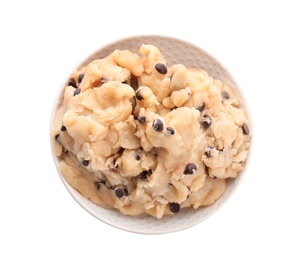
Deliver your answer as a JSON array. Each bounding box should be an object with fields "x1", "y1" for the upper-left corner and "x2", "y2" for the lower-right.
[
  {"x1": 73, "y1": 88, "x2": 81, "y2": 96},
  {"x1": 153, "y1": 119, "x2": 164, "y2": 132},
  {"x1": 55, "y1": 134, "x2": 61, "y2": 142},
  {"x1": 184, "y1": 163, "x2": 197, "y2": 175},
  {"x1": 166, "y1": 127, "x2": 175, "y2": 135},
  {"x1": 139, "y1": 170, "x2": 152, "y2": 180},
  {"x1": 201, "y1": 115, "x2": 212, "y2": 129},
  {"x1": 115, "y1": 188, "x2": 124, "y2": 198},
  {"x1": 197, "y1": 103, "x2": 205, "y2": 112},
  {"x1": 205, "y1": 146, "x2": 213, "y2": 158},
  {"x1": 169, "y1": 202, "x2": 180, "y2": 213},
  {"x1": 78, "y1": 73, "x2": 84, "y2": 83},
  {"x1": 155, "y1": 63, "x2": 167, "y2": 74},
  {"x1": 222, "y1": 91, "x2": 230, "y2": 99},
  {"x1": 135, "y1": 155, "x2": 141, "y2": 161},
  {"x1": 82, "y1": 159, "x2": 89, "y2": 167},
  {"x1": 68, "y1": 80, "x2": 77, "y2": 88},
  {"x1": 60, "y1": 125, "x2": 66, "y2": 132},
  {"x1": 137, "y1": 116, "x2": 146, "y2": 125},
  {"x1": 135, "y1": 90, "x2": 144, "y2": 101},
  {"x1": 242, "y1": 123, "x2": 249, "y2": 135},
  {"x1": 205, "y1": 150, "x2": 212, "y2": 158}
]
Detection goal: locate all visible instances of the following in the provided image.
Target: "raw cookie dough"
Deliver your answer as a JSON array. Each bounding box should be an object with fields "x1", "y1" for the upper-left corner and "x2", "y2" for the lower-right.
[{"x1": 51, "y1": 44, "x2": 251, "y2": 219}]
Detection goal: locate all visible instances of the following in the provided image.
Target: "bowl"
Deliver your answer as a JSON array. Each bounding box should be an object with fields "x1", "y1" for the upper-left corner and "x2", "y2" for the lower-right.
[{"x1": 50, "y1": 35, "x2": 252, "y2": 234}]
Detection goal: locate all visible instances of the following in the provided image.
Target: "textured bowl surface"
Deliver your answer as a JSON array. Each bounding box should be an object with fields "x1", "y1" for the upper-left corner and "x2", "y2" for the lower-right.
[{"x1": 51, "y1": 35, "x2": 251, "y2": 234}]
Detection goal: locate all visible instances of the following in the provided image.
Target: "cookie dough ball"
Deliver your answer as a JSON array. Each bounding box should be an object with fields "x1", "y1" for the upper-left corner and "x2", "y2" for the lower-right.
[{"x1": 51, "y1": 44, "x2": 251, "y2": 219}]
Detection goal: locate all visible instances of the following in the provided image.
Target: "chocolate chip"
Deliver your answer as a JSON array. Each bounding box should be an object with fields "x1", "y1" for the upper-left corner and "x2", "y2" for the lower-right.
[
  {"x1": 155, "y1": 63, "x2": 167, "y2": 74},
  {"x1": 242, "y1": 123, "x2": 249, "y2": 135},
  {"x1": 205, "y1": 150, "x2": 211, "y2": 158},
  {"x1": 166, "y1": 127, "x2": 175, "y2": 135},
  {"x1": 197, "y1": 103, "x2": 205, "y2": 112},
  {"x1": 68, "y1": 80, "x2": 77, "y2": 88},
  {"x1": 78, "y1": 73, "x2": 84, "y2": 83},
  {"x1": 205, "y1": 146, "x2": 213, "y2": 158},
  {"x1": 184, "y1": 163, "x2": 197, "y2": 175},
  {"x1": 73, "y1": 88, "x2": 81, "y2": 96},
  {"x1": 115, "y1": 188, "x2": 124, "y2": 198},
  {"x1": 62, "y1": 147, "x2": 68, "y2": 153},
  {"x1": 139, "y1": 170, "x2": 152, "y2": 180},
  {"x1": 82, "y1": 159, "x2": 89, "y2": 167},
  {"x1": 169, "y1": 202, "x2": 180, "y2": 213},
  {"x1": 135, "y1": 90, "x2": 144, "y2": 101},
  {"x1": 60, "y1": 125, "x2": 66, "y2": 132},
  {"x1": 55, "y1": 134, "x2": 61, "y2": 142},
  {"x1": 201, "y1": 115, "x2": 212, "y2": 129},
  {"x1": 135, "y1": 155, "x2": 141, "y2": 161},
  {"x1": 137, "y1": 116, "x2": 146, "y2": 125},
  {"x1": 153, "y1": 119, "x2": 164, "y2": 132},
  {"x1": 222, "y1": 91, "x2": 230, "y2": 99}
]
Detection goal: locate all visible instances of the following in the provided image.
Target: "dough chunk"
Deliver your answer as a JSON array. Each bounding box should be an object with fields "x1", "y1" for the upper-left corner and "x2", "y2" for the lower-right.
[{"x1": 51, "y1": 44, "x2": 251, "y2": 219}]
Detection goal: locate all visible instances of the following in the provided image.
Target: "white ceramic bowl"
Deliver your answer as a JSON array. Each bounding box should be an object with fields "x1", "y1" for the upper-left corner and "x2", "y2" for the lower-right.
[{"x1": 50, "y1": 35, "x2": 252, "y2": 234}]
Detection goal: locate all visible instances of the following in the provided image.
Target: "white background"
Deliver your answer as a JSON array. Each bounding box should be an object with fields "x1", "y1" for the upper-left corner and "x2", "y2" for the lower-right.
[{"x1": 1, "y1": 0, "x2": 296, "y2": 259}]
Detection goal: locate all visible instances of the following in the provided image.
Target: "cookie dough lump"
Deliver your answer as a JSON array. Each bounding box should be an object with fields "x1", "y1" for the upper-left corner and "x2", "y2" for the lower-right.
[{"x1": 51, "y1": 44, "x2": 251, "y2": 219}]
